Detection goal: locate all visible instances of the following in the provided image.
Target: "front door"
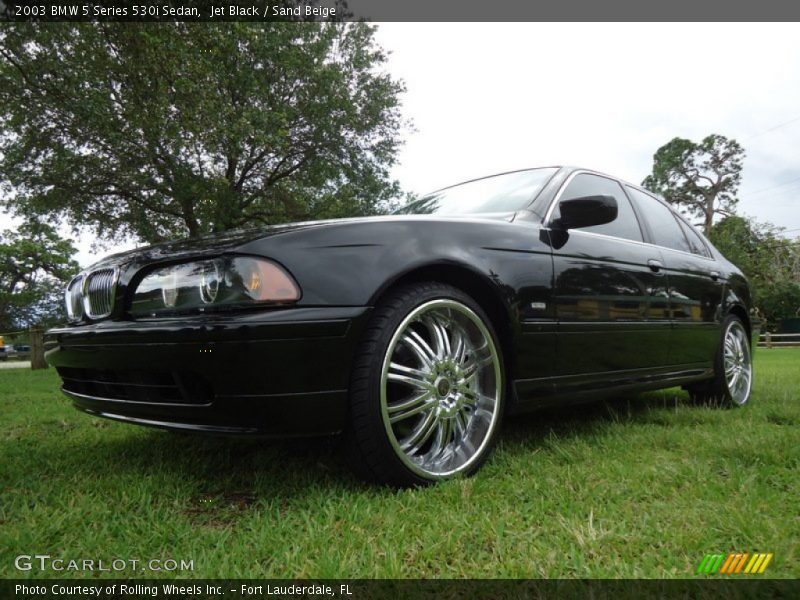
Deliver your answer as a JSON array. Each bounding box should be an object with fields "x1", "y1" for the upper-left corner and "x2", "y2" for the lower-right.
[{"x1": 548, "y1": 173, "x2": 671, "y2": 375}]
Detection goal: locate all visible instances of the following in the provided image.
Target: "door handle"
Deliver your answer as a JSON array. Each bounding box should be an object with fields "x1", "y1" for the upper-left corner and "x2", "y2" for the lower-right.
[
  {"x1": 710, "y1": 270, "x2": 720, "y2": 281},
  {"x1": 647, "y1": 259, "x2": 663, "y2": 274}
]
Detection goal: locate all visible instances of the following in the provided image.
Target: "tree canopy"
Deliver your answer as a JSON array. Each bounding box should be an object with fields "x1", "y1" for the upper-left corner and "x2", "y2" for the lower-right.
[
  {"x1": 709, "y1": 215, "x2": 800, "y2": 326},
  {"x1": 0, "y1": 22, "x2": 406, "y2": 243},
  {"x1": 642, "y1": 134, "x2": 744, "y2": 234},
  {"x1": 0, "y1": 222, "x2": 79, "y2": 331},
  {"x1": 643, "y1": 134, "x2": 799, "y2": 326}
]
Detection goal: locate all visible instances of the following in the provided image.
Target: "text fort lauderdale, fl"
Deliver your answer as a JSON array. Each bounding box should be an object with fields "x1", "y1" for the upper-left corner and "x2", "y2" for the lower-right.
[
  {"x1": 16, "y1": 583, "x2": 354, "y2": 597},
  {"x1": 210, "y1": 5, "x2": 338, "y2": 18}
]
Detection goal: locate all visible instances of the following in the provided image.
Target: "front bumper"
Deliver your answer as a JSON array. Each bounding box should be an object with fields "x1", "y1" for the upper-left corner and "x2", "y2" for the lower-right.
[{"x1": 46, "y1": 306, "x2": 372, "y2": 436}]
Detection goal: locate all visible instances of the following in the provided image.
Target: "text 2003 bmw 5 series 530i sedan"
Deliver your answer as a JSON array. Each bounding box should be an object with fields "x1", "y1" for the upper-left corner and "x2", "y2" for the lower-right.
[{"x1": 47, "y1": 166, "x2": 758, "y2": 486}]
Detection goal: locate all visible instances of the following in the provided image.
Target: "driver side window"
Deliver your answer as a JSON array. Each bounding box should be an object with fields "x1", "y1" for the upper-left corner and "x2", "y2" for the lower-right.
[{"x1": 551, "y1": 173, "x2": 644, "y2": 242}]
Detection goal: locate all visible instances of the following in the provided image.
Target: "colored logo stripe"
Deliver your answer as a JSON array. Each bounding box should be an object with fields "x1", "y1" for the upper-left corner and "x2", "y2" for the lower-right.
[
  {"x1": 697, "y1": 554, "x2": 725, "y2": 574},
  {"x1": 745, "y1": 553, "x2": 773, "y2": 574},
  {"x1": 720, "y1": 553, "x2": 748, "y2": 574},
  {"x1": 698, "y1": 552, "x2": 773, "y2": 574}
]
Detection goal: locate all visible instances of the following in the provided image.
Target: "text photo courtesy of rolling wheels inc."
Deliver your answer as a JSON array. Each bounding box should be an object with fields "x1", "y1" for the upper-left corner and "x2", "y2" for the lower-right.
[{"x1": 1, "y1": 4, "x2": 799, "y2": 598}]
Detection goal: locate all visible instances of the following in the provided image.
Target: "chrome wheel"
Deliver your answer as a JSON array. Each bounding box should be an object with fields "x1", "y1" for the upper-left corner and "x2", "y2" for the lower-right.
[
  {"x1": 723, "y1": 320, "x2": 752, "y2": 405},
  {"x1": 380, "y1": 299, "x2": 502, "y2": 479}
]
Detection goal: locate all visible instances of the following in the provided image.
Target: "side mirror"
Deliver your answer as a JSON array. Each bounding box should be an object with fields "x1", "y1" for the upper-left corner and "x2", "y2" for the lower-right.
[{"x1": 553, "y1": 195, "x2": 618, "y2": 230}]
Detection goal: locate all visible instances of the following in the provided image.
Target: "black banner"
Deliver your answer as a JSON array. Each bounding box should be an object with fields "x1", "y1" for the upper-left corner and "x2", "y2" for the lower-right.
[
  {"x1": 2, "y1": 0, "x2": 800, "y2": 22},
  {"x1": 3, "y1": 579, "x2": 800, "y2": 600}
]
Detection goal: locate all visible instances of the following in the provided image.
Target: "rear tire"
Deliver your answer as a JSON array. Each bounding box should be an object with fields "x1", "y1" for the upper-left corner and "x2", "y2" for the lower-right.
[
  {"x1": 687, "y1": 315, "x2": 753, "y2": 407},
  {"x1": 346, "y1": 282, "x2": 505, "y2": 487}
]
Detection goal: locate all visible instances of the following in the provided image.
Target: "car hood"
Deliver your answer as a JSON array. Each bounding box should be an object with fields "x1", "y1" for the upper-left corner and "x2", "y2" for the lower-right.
[{"x1": 86, "y1": 213, "x2": 516, "y2": 270}]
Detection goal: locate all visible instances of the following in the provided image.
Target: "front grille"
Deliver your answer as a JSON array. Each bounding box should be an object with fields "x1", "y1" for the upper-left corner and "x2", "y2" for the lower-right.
[
  {"x1": 83, "y1": 268, "x2": 117, "y2": 319},
  {"x1": 57, "y1": 367, "x2": 213, "y2": 405},
  {"x1": 65, "y1": 275, "x2": 84, "y2": 322}
]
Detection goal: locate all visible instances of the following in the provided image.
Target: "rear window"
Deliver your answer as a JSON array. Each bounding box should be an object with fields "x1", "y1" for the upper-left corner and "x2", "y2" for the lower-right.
[
  {"x1": 676, "y1": 218, "x2": 712, "y2": 258},
  {"x1": 626, "y1": 187, "x2": 692, "y2": 253}
]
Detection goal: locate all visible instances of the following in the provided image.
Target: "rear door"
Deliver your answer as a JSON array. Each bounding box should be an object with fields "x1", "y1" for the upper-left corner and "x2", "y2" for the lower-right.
[
  {"x1": 625, "y1": 187, "x2": 724, "y2": 366},
  {"x1": 547, "y1": 173, "x2": 671, "y2": 375}
]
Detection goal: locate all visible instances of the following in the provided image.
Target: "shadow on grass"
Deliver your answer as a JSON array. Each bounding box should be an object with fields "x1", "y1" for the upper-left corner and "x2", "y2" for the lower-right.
[
  {"x1": 84, "y1": 389, "x2": 689, "y2": 480},
  {"x1": 502, "y1": 387, "x2": 692, "y2": 446},
  {"x1": 13, "y1": 388, "x2": 695, "y2": 526},
  {"x1": 65, "y1": 429, "x2": 369, "y2": 527}
]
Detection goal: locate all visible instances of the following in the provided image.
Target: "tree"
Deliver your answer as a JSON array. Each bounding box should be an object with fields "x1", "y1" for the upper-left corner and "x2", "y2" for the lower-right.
[
  {"x1": 642, "y1": 134, "x2": 744, "y2": 234},
  {"x1": 0, "y1": 22, "x2": 406, "y2": 243},
  {"x1": 759, "y1": 281, "x2": 800, "y2": 325},
  {"x1": 0, "y1": 222, "x2": 79, "y2": 331},
  {"x1": 709, "y1": 216, "x2": 800, "y2": 327}
]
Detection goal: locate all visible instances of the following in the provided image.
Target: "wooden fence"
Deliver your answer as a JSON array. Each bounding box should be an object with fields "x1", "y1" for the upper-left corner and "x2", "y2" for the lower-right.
[{"x1": 758, "y1": 332, "x2": 800, "y2": 348}]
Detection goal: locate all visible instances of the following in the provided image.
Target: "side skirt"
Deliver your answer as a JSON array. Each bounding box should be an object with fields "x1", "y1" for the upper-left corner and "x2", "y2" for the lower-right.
[{"x1": 509, "y1": 363, "x2": 714, "y2": 414}]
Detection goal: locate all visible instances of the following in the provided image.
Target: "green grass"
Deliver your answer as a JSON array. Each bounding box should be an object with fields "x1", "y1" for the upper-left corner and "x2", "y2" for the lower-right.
[{"x1": 1, "y1": 350, "x2": 798, "y2": 579}]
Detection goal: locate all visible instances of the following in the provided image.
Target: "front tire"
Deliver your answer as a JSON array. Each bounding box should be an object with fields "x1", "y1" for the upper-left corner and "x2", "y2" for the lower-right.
[
  {"x1": 688, "y1": 315, "x2": 753, "y2": 407},
  {"x1": 346, "y1": 282, "x2": 505, "y2": 487}
]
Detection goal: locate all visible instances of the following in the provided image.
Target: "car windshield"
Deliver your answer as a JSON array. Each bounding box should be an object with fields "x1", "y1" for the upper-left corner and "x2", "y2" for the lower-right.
[{"x1": 395, "y1": 168, "x2": 557, "y2": 215}]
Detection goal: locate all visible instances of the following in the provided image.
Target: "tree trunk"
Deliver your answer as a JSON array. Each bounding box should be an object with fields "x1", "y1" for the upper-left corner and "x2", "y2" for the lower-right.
[
  {"x1": 178, "y1": 196, "x2": 201, "y2": 238},
  {"x1": 30, "y1": 328, "x2": 48, "y2": 370},
  {"x1": 704, "y1": 196, "x2": 715, "y2": 234}
]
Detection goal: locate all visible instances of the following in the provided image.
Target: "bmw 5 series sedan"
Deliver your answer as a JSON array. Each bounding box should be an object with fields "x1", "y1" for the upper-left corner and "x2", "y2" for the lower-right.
[{"x1": 47, "y1": 166, "x2": 757, "y2": 486}]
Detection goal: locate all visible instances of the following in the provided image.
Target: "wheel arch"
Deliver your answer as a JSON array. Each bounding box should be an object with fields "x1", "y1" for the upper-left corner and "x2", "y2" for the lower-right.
[
  {"x1": 727, "y1": 303, "x2": 751, "y2": 340},
  {"x1": 369, "y1": 261, "x2": 517, "y2": 384}
]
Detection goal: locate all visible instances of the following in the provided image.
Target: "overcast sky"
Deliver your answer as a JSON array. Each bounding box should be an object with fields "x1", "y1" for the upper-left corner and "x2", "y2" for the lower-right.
[
  {"x1": 4, "y1": 22, "x2": 800, "y2": 266},
  {"x1": 373, "y1": 23, "x2": 800, "y2": 230}
]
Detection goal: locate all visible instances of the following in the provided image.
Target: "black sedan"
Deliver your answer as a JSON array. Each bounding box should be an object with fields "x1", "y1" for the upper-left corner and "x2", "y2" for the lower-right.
[{"x1": 47, "y1": 167, "x2": 757, "y2": 486}]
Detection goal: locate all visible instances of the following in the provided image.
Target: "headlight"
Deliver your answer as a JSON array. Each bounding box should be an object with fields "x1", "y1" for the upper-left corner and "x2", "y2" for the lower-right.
[
  {"x1": 65, "y1": 274, "x2": 85, "y2": 322},
  {"x1": 130, "y1": 257, "x2": 300, "y2": 317}
]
